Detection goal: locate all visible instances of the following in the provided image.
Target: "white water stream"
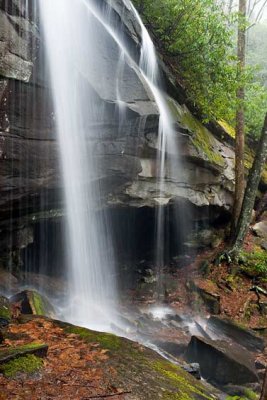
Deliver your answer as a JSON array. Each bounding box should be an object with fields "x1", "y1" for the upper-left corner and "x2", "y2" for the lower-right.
[
  {"x1": 40, "y1": 0, "x2": 118, "y2": 331},
  {"x1": 40, "y1": 0, "x2": 178, "y2": 329}
]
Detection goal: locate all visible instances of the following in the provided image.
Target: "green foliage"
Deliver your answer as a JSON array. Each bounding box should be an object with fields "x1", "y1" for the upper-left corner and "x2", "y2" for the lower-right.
[
  {"x1": 133, "y1": 0, "x2": 238, "y2": 121},
  {"x1": 0, "y1": 355, "x2": 43, "y2": 377},
  {"x1": 245, "y1": 80, "x2": 267, "y2": 138},
  {"x1": 133, "y1": 0, "x2": 267, "y2": 137},
  {"x1": 240, "y1": 249, "x2": 267, "y2": 278}
]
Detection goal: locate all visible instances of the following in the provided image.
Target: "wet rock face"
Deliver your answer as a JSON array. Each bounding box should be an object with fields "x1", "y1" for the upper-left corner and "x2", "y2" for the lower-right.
[
  {"x1": 185, "y1": 335, "x2": 259, "y2": 386},
  {"x1": 207, "y1": 316, "x2": 265, "y2": 353},
  {"x1": 0, "y1": 0, "x2": 236, "y2": 260}
]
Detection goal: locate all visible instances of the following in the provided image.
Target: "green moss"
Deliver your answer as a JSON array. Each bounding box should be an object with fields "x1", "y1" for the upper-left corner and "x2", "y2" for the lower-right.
[
  {"x1": 23, "y1": 290, "x2": 54, "y2": 317},
  {"x1": 243, "y1": 389, "x2": 258, "y2": 400},
  {"x1": 225, "y1": 389, "x2": 258, "y2": 400},
  {"x1": 240, "y1": 249, "x2": 267, "y2": 278},
  {"x1": 0, "y1": 354, "x2": 43, "y2": 377},
  {"x1": 0, "y1": 305, "x2": 10, "y2": 320},
  {"x1": 0, "y1": 343, "x2": 47, "y2": 362},
  {"x1": 181, "y1": 107, "x2": 224, "y2": 167},
  {"x1": 0, "y1": 297, "x2": 11, "y2": 320},
  {"x1": 152, "y1": 361, "x2": 212, "y2": 400},
  {"x1": 64, "y1": 326, "x2": 121, "y2": 351},
  {"x1": 218, "y1": 120, "x2": 236, "y2": 139},
  {"x1": 30, "y1": 292, "x2": 46, "y2": 315}
]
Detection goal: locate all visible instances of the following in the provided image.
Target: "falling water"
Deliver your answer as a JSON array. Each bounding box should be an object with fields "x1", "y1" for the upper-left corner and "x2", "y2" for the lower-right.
[
  {"x1": 130, "y1": 4, "x2": 177, "y2": 298},
  {"x1": 40, "y1": 0, "x2": 179, "y2": 329},
  {"x1": 40, "y1": 0, "x2": 118, "y2": 330}
]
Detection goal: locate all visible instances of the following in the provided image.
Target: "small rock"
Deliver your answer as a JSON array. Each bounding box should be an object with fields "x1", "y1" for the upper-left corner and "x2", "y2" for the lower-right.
[
  {"x1": 252, "y1": 221, "x2": 267, "y2": 239},
  {"x1": 182, "y1": 363, "x2": 201, "y2": 380},
  {"x1": 10, "y1": 290, "x2": 55, "y2": 317},
  {"x1": 255, "y1": 359, "x2": 267, "y2": 370},
  {"x1": 0, "y1": 318, "x2": 9, "y2": 328},
  {"x1": 260, "y1": 242, "x2": 267, "y2": 251}
]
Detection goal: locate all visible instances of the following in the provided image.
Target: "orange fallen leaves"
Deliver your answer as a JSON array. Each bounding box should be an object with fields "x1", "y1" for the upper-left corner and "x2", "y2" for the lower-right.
[{"x1": 0, "y1": 318, "x2": 126, "y2": 400}]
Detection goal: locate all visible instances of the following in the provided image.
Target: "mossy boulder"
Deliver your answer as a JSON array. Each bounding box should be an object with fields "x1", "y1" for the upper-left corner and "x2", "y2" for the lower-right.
[
  {"x1": 10, "y1": 290, "x2": 55, "y2": 317},
  {"x1": 0, "y1": 343, "x2": 48, "y2": 365},
  {"x1": 59, "y1": 323, "x2": 216, "y2": 400},
  {"x1": 0, "y1": 296, "x2": 11, "y2": 322},
  {"x1": 0, "y1": 354, "x2": 43, "y2": 378}
]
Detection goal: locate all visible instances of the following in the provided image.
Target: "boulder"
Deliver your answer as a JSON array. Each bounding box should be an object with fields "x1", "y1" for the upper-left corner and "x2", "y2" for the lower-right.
[
  {"x1": 185, "y1": 336, "x2": 259, "y2": 385},
  {"x1": 10, "y1": 290, "x2": 55, "y2": 317},
  {"x1": 207, "y1": 316, "x2": 265, "y2": 352},
  {"x1": 252, "y1": 221, "x2": 267, "y2": 239}
]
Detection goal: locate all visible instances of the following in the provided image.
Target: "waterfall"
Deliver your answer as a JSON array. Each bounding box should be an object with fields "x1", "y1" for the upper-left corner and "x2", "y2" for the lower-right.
[
  {"x1": 131, "y1": 4, "x2": 178, "y2": 298},
  {"x1": 40, "y1": 0, "x2": 118, "y2": 330},
  {"x1": 40, "y1": 0, "x2": 179, "y2": 329}
]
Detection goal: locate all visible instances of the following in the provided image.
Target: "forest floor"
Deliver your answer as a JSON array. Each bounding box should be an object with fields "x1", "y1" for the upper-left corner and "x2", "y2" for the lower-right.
[{"x1": 163, "y1": 233, "x2": 267, "y2": 331}]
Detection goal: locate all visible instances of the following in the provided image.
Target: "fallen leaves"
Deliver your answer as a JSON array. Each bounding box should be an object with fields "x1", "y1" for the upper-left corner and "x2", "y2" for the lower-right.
[{"x1": 0, "y1": 318, "x2": 127, "y2": 400}]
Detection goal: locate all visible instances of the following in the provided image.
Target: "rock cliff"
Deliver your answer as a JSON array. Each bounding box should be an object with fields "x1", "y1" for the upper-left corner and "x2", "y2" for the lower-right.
[{"x1": 0, "y1": 0, "x2": 238, "y2": 263}]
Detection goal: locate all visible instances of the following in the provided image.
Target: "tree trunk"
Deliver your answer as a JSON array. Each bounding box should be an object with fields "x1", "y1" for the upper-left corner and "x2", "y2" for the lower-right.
[
  {"x1": 260, "y1": 368, "x2": 267, "y2": 400},
  {"x1": 231, "y1": 0, "x2": 247, "y2": 238},
  {"x1": 231, "y1": 113, "x2": 267, "y2": 253}
]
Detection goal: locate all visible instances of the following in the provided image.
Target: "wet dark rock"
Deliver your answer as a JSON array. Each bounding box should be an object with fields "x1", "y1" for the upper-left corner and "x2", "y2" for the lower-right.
[
  {"x1": 182, "y1": 363, "x2": 201, "y2": 380},
  {"x1": 255, "y1": 359, "x2": 267, "y2": 370},
  {"x1": 0, "y1": 0, "x2": 239, "y2": 265},
  {"x1": 185, "y1": 228, "x2": 225, "y2": 250},
  {"x1": 0, "y1": 318, "x2": 9, "y2": 329},
  {"x1": 185, "y1": 336, "x2": 259, "y2": 385},
  {"x1": 10, "y1": 290, "x2": 55, "y2": 317},
  {"x1": 207, "y1": 316, "x2": 265, "y2": 352},
  {"x1": 153, "y1": 340, "x2": 187, "y2": 358}
]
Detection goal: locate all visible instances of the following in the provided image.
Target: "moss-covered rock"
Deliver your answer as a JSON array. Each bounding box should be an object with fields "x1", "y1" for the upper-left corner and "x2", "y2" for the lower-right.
[
  {"x1": 0, "y1": 296, "x2": 11, "y2": 321},
  {"x1": 169, "y1": 101, "x2": 225, "y2": 168},
  {"x1": 0, "y1": 354, "x2": 43, "y2": 377},
  {"x1": 60, "y1": 322, "x2": 216, "y2": 400},
  {"x1": 0, "y1": 343, "x2": 48, "y2": 365},
  {"x1": 10, "y1": 290, "x2": 55, "y2": 317}
]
